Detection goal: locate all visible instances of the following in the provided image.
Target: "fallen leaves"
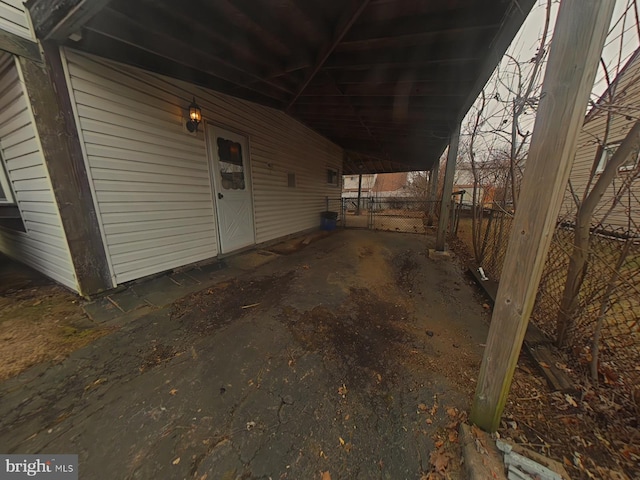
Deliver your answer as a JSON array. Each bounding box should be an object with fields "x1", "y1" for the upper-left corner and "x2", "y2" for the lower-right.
[
  {"x1": 445, "y1": 406, "x2": 458, "y2": 418},
  {"x1": 172, "y1": 457, "x2": 180, "y2": 465},
  {"x1": 429, "y1": 448, "x2": 452, "y2": 475},
  {"x1": 564, "y1": 394, "x2": 578, "y2": 407},
  {"x1": 321, "y1": 471, "x2": 331, "y2": 480},
  {"x1": 337, "y1": 384, "x2": 348, "y2": 397},
  {"x1": 338, "y1": 436, "x2": 352, "y2": 453}
]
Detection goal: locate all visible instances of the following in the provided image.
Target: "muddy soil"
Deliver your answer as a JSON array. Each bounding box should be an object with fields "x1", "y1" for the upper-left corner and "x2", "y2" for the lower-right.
[{"x1": 0, "y1": 258, "x2": 107, "y2": 381}]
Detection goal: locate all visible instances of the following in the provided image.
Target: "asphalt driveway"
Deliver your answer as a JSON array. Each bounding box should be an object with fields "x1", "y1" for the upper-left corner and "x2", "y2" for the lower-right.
[{"x1": 0, "y1": 230, "x2": 489, "y2": 479}]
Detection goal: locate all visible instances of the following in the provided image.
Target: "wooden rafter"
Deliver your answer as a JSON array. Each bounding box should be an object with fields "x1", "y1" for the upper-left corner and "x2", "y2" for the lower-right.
[
  {"x1": 286, "y1": 0, "x2": 371, "y2": 110},
  {"x1": 85, "y1": 9, "x2": 292, "y2": 102},
  {"x1": 26, "y1": 0, "x2": 536, "y2": 175},
  {"x1": 27, "y1": 0, "x2": 111, "y2": 41}
]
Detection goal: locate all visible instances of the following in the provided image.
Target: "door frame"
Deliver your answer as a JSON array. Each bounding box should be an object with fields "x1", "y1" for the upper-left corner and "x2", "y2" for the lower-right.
[{"x1": 204, "y1": 122, "x2": 257, "y2": 254}]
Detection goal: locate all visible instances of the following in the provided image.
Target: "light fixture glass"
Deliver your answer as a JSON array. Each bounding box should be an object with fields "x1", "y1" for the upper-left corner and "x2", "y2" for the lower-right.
[{"x1": 186, "y1": 97, "x2": 202, "y2": 132}]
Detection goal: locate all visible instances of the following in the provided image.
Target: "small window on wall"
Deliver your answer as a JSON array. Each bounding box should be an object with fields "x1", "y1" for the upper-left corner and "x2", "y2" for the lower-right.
[
  {"x1": 287, "y1": 173, "x2": 296, "y2": 188},
  {"x1": 217, "y1": 137, "x2": 245, "y2": 190},
  {"x1": 0, "y1": 154, "x2": 25, "y2": 232},
  {"x1": 596, "y1": 141, "x2": 640, "y2": 174},
  {"x1": 0, "y1": 157, "x2": 14, "y2": 204},
  {"x1": 327, "y1": 168, "x2": 339, "y2": 186}
]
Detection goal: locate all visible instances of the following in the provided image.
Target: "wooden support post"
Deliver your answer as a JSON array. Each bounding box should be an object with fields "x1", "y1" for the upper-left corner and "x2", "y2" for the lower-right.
[
  {"x1": 470, "y1": 0, "x2": 616, "y2": 432},
  {"x1": 435, "y1": 123, "x2": 460, "y2": 251},
  {"x1": 19, "y1": 43, "x2": 113, "y2": 295},
  {"x1": 0, "y1": 29, "x2": 41, "y2": 61},
  {"x1": 356, "y1": 173, "x2": 363, "y2": 215},
  {"x1": 427, "y1": 158, "x2": 440, "y2": 226}
]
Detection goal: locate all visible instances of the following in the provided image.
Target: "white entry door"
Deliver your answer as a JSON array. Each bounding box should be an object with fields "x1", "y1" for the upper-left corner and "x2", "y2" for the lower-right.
[{"x1": 207, "y1": 125, "x2": 255, "y2": 254}]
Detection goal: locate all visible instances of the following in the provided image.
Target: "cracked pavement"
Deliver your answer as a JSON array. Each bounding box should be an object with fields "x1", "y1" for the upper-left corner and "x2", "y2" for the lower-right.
[{"x1": 0, "y1": 231, "x2": 489, "y2": 479}]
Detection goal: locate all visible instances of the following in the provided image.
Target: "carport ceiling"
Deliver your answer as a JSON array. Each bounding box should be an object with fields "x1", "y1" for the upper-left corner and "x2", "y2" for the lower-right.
[{"x1": 31, "y1": 0, "x2": 534, "y2": 174}]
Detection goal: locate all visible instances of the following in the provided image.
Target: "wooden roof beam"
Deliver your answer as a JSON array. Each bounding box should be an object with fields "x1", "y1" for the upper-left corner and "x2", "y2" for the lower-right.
[
  {"x1": 0, "y1": 26, "x2": 41, "y2": 61},
  {"x1": 286, "y1": 0, "x2": 372, "y2": 110},
  {"x1": 144, "y1": 0, "x2": 284, "y2": 76},
  {"x1": 211, "y1": 0, "x2": 294, "y2": 57},
  {"x1": 27, "y1": 0, "x2": 111, "y2": 41},
  {"x1": 336, "y1": 24, "x2": 498, "y2": 53},
  {"x1": 342, "y1": 8, "x2": 500, "y2": 44},
  {"x1": 85, "y1": 8, "x2": 293, "y2": 100},
  {"x1": 300, "y1": 82, "x2": 471, "y2": 97},
  {"x1": 278, "y1": 0, "x2": 329, "y2": 47},
  {"x1": 72, "y1": 30, "x2": 285, "y2": 108},
  {"x1": 315, "y1": 65, "x2": 471, "y2": 84}
]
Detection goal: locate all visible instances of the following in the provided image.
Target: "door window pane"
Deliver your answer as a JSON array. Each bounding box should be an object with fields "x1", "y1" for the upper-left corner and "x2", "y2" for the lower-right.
[{"x1": 217, "y1": 137, "x2": 245, "y2": 190}]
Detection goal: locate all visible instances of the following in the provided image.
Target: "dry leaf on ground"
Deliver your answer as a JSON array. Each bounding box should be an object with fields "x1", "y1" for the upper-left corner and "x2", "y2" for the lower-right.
[{"x1": 429, "y1": 449, "x2": 452, "y2": 474}]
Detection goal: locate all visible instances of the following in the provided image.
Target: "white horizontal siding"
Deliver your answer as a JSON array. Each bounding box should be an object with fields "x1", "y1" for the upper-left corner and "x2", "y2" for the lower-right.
[
  {"x1": 0, "y1": 53, "x2": 77, "y2": 290},
  {"x1": 63, "y1": 49, "x2": 218, "y2": 284},
  {"x1": 562, "y1": 52, "x2": 640, "y2": 233},
  {"x1": 63, "y1": 48, "x2": 343, "y2": 285},
  {"x1": 0, "y1": 0, "x2": 33, "y2": 40}
]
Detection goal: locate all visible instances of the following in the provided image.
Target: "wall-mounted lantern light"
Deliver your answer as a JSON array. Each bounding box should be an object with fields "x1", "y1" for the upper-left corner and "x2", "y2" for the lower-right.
[{"x1": 186, "y1": 97, "x2": 202, "y2": 132}]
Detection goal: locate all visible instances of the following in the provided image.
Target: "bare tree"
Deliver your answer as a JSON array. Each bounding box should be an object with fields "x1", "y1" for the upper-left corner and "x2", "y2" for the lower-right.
[{"x1": 459, "y1": 0, "x2": 553, "y2": 267}]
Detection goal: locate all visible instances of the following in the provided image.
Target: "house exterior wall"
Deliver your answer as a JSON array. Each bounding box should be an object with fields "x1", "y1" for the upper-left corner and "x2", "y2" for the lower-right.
[
  {"x1": 0, "y1": 52, "x2": 77, "y2": 289},
  {"x1": 560, "y1": 51, "x2": 640, "y2": 234},
  {"x1": 62, "y1": 48, "x2": 343, "y2": 285},
  {"x1": 342, "y1": 174, "x2": 375, "y2": 198},
  {"x1": 0, "y1": 0, "x2": 33, "y2": 40}
]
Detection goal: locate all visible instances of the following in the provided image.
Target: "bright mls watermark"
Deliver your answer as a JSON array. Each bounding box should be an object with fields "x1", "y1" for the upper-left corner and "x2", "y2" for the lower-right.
[{"x1": 1, "y1": 455, "x2": 77, "y2": 479}]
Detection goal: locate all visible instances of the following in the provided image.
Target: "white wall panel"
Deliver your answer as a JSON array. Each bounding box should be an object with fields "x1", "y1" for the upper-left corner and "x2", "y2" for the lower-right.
[
  {"x1": 0, "y1": 0, "x2": 33, "y2": 40},
  {"x1": 63, "y1": 48, "x2": 344, "y2": 284},
  {"x1": 0, "y1": 53, "x2": 76, "y2": 290}
]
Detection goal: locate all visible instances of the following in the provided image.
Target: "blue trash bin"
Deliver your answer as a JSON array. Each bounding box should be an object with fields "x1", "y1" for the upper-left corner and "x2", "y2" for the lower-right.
[{"x1": 321, "y1": 211, "x2": 338, "y2": 231}]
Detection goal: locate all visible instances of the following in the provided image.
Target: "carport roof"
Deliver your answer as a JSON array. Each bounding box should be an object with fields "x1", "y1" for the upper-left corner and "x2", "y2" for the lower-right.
[{"x1": 27, "y1": 0, "x2": 534, "y2": 174}]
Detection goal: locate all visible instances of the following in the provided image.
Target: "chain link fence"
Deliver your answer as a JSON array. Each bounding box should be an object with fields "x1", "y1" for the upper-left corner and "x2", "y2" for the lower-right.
[
  {"x1": 457, "y1": 210, "x2": 640, "y2": 389},
  {"x1": 531, "y1": 226, "x2": 640, "y2": 387},
  {"x1": 369, "y1": 197, "x2": 440, "y2": 234},
  {"x1": 467, "y1": 208, "x2": 514, "y2": 281},
  {"x1": 327, "y1": 197, "x2": 445, "y2": 233}
]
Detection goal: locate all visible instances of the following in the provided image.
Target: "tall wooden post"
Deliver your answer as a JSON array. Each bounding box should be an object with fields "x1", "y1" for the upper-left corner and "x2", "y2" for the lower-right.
[
  {"x1": 427, "y1": 160, "x2": 440, "y2": 226},
  {"x1": 470, "y1": 0, "x2": 616, "y2": 432},
  {"x1": 356, "y1": 173, "x2": 363, "y2": 215},
  {"x1": 435, "y1": 123, "x2": 460, "y2": 251},
  {"x1": 19, "y1": 43, "x2": 113, "y2": 296}
]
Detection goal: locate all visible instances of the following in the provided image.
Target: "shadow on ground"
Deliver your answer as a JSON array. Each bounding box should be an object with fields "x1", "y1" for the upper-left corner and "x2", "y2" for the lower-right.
[{"x1": 0, "y1": 231, "x2": 489, "y2": 479}]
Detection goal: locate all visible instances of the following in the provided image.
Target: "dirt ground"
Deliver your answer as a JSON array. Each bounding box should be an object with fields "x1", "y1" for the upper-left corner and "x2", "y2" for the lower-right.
[
  {"x1": 0, "y1": 231, "x2": 491, "y2": 479},
  {"x1": 0, "y1": 256, "x2": 108, "y2": 381}
]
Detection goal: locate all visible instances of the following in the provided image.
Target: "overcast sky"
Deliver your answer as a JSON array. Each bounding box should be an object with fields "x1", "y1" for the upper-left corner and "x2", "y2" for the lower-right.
[
  {"x1": 513, "y1": 0, "x2": 639, "y2": 98},
  {"x1": 458, "y1": 0, "x2": 640, "y2": 157}
]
